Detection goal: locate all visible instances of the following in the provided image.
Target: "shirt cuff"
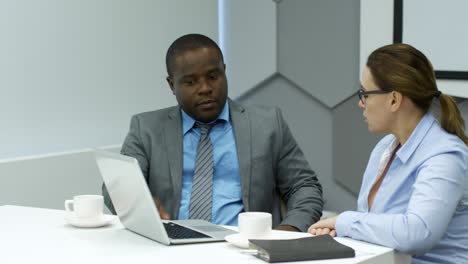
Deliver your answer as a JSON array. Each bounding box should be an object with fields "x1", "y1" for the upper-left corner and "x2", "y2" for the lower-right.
[{"x1": 336, "y1": 211, "x2": 362, "y2": 237}]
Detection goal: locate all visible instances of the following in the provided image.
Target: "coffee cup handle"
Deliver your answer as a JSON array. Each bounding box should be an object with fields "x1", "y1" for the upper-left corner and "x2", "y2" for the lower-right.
[{"x1": 64, "y1": 200, "x2": 74, "y2": 214}]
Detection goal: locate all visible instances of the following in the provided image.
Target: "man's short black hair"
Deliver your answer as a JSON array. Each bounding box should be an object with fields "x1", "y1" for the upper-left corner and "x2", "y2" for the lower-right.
[{"x1": 166, "y1": 33, "x2": 224, "y2": 77}]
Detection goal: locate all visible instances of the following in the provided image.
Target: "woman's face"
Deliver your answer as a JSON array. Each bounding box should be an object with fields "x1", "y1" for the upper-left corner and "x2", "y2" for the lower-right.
[{"x1": 359, "y1": 66, "x2": 393, "y2": 134}]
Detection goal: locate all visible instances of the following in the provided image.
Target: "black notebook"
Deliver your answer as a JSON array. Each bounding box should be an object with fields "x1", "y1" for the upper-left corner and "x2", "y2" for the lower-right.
[{"x1": 249, "y1": 235, "x2": 355, "y2": 263}]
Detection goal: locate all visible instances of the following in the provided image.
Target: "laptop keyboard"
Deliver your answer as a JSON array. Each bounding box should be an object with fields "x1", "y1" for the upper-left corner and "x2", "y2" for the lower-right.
[{"x1": 163, "y1": 222, "x2": 210, "y2": 239}]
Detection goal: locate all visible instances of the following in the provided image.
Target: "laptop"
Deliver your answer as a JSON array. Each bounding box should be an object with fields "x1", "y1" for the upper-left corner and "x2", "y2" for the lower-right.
[{"x1": 94, "y1": 150, "x2": 236, "y2": 245}]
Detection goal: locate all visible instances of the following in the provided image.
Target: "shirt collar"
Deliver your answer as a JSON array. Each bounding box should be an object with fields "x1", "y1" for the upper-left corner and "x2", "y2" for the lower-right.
[
  {"x1": 181, "y1": 101, "x2": 230, "y2": 135},
  {"x1": 396, "y1": 113, "x2": 435, "y2": 163}
]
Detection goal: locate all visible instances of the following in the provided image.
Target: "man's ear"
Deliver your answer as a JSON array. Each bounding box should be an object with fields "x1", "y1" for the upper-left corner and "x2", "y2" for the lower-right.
[
  {"x1": 166, "y1": 76, "x2": 175, "y2": 95},
  {"x1": 390, "y1": 91, "x2": 402, "y2": 112}
]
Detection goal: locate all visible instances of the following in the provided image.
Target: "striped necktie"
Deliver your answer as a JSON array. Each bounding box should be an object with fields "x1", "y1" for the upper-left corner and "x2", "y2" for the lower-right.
[{"x1": 189, "y1": 122, "x2": 214, "y2": 221}]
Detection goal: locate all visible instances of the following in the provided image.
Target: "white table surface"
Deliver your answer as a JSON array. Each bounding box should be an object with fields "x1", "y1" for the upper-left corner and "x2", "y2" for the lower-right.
[{"x1": 0, "y1": 205, "x2": 410, "y2": 264}]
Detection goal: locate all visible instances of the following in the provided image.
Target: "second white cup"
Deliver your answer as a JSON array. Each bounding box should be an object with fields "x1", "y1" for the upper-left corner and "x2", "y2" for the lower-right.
[
  {"x1": 238, "y1": 212, "x2": 272, "y2": 239},
  {"x1": 65, "y1": 195, "x2": 104, "y2": 220}
]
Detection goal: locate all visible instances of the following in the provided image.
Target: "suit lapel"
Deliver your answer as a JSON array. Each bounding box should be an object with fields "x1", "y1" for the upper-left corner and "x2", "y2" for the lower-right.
[
  {"x1": 230, "y1": 100, "x2": 252, "y2": 211},
  {"x1": 165, "y1": 107, "x2": 183, "y2": 218}
]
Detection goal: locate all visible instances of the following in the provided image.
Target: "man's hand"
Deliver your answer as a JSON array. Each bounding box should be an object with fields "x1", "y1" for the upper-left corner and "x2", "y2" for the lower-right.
[
  {"x1": 307, "y1": 216, "x2": 338, "y2": 237},
  {"x1": 153, "y1": 197, "x2": 170, "y2": 220},
  {"x1": 274, "y1": 225, "x2": 300, "y2": 232}
]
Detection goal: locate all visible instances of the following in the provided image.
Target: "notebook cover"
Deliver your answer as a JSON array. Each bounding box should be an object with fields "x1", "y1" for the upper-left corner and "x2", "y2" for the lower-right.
[{"x1": 249, "y1": 235, "x2": 355, "y2": 263}]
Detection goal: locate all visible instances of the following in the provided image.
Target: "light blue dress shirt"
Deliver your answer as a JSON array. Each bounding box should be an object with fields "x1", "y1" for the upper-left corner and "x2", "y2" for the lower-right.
[
  {"x1": 336, "y1": 113, "x2": 468, "y2": 264},
  {"x1": 178, "y1": 101, "x2": 244, "y2": 226}
]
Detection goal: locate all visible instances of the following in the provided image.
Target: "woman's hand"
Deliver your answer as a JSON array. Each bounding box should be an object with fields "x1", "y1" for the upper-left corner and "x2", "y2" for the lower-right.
[{"x1": 307, "y1": 216, "x2": 338, "y2": 237}]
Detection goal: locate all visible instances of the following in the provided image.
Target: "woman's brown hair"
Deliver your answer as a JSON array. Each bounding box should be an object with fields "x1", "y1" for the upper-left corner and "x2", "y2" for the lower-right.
[{"x1": 367, "y1": 43, "x2": 468, "y2": 145}]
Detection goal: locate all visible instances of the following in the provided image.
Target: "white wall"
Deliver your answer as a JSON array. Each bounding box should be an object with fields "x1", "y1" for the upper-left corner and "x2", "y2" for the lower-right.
[{"x1": 0, "y1": 0, "x2": 218, "y2": 160}]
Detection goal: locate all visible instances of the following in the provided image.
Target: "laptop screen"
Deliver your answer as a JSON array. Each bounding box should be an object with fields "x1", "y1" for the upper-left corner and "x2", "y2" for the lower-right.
[{"x1": 95, "y1": 150, "x2": 170, "y2": 244}]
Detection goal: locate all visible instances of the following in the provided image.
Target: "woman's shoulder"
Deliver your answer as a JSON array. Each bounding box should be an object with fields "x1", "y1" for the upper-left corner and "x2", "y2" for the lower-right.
[
  {"x1": 422, "y1": 122, "x2": 467, "y2": 156},
  {"x1": 408, "y1": 123, "x2": 467, "y2": 178}
]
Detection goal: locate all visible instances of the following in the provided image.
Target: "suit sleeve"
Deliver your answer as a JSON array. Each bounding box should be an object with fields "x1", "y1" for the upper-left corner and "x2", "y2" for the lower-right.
[
  {"x1": 102, "y1": 115, "x2": 150, "y2": 214},
  {"x1": 274, "y1": 108, "x2": 323, "y2": 231}
]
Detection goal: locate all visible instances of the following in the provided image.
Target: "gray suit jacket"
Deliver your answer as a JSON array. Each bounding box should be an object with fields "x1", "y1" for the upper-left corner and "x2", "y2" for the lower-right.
[{"x1": 103, "y1": 99, "x2": 323, "y2": 231}]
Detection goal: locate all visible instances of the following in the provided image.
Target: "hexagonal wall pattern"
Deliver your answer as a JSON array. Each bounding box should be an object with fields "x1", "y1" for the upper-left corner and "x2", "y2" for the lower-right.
[
  {"x1": 219, "y1": 0, "x2": 277, "y2": 98},
  {"x1": 332, "y1": 94, "x2": 382, "y2": 195},
  {"x1": 238, "y1": 74, "x2": 358, "y2": 212},
  {"x1": 277, "y1": 0, "x2": 361, "y2": 108},
  {"x1": 222, "y1": 0, "x2": 364, "y2": 211}
]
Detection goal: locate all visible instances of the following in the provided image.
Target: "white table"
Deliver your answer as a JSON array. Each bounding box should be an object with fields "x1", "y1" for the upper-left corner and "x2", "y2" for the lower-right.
[{"x1": 0, "y1": 206, "x2": 410, "y2": 264}]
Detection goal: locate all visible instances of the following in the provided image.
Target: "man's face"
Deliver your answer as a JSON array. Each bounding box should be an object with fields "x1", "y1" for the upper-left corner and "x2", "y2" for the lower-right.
[{"x1": 167, "y1": 47, "x2": 228, "y2": 123}]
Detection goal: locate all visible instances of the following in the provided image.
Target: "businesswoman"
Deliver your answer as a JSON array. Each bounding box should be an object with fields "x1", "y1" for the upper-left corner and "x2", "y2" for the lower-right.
[{"x1": 308, "y1": 43, "x2": 468, "y2": 264}]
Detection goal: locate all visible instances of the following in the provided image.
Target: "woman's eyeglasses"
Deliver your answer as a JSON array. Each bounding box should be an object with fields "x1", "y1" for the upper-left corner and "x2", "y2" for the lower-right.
[{"x1": 357, "y1": 89, "x2": 391, "y2": 104}]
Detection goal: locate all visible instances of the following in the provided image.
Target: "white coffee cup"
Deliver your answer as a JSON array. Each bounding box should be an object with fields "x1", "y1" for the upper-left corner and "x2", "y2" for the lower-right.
[
  {"x1": 238, "y1": 212, "x2": 272, "y2": 239},
  {"x1": 65, "y1": 195, "x2": 104, "y2": 220}
]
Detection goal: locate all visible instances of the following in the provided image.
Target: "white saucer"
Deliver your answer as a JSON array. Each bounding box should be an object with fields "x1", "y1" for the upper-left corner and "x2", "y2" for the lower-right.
[
  {"x1": 225, "y1": 231, "x2": 311, "y2": 249},
  {"x1": 65, "y1": 214, "x2": 118, "y2": 228},
  {"x1": 225, "y1": 233, "x2": 252, "y2": 248}
]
